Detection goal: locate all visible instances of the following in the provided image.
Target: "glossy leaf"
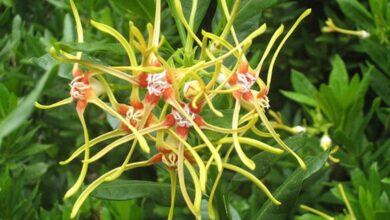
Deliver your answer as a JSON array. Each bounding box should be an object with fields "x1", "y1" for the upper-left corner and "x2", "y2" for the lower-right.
[
  {"x1": 92, "y1": 179, "x2": 195, "y2": 206},
  {"x1": 0, "y1": 65, "x2": 55, "y2": 146},
  {"x1": 280, "y1": 90, "x2": 317, "y2": 107},
  {"x1": 255, "y1": 151, "x2": 328, "y2": 219},
  {"x1": 291, "y1": 69, "x2": 316, "y2": 98}
]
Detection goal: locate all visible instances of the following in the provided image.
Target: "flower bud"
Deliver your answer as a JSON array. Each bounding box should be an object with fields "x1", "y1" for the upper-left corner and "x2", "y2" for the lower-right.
[
  {"x1": 293, "y1": 126, "x2": 306, "y2": 134},
  {"x1": 320, "y1": 135, "x2": 332, "y2": 151},
  {"x1": 183, "y1": 80, "x2": 201, "y2": 100}
]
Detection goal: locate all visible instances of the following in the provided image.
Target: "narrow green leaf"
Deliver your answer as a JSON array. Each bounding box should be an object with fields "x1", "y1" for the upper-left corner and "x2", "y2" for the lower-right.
[
  {"x1": 370, "y1": 67, "x2": 390, "y2": 105},
  {"x1": 362, "y1": 40, "x2": 390, "y2": 77},
  {"x1": 280, "y1": 90, "x2": 317, "y2": 107},
  {"x1": 23, "y1": 162, "x2": 50, "y2": 182},
  {"x1": 329, "y1": 54, "x2": 348, "y2": 95},
  {"x1": 62, "y1": 13, "x2": 74, "y2": 43},
  {"x1": 0, "y1": 66, "x2": 55, "y2": 146},
  {"x1": 92, "y1": 179, "x2": 195, "y2": 206},
  {"x1": 291, "y1": 69, "x2": 316, "y2": 98},
  {"x1": 336, "y1": 0, "x2": 374, "y2": 30},
  {"x1": 234, "y1": 0, "x2": 279, "y2": 40},
  {"x1": 55, "y1": 42, "x2": 125, "y2": 54},
  {"x1": 255, "y1": 151, "x2": 328, "y2": 219},
  {"x1": 109, "y1": 0, "x2": 155, "y2": 22}
]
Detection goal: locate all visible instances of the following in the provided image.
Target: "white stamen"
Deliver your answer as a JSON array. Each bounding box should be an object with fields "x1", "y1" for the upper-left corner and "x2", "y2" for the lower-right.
[
  {"x1": 237, "y1": 73, "x2": 256, "y2": 93},
  {"x1": 125, "y1": 106, "x2": 143, "y2": 125},
  {"x1": 172, "y1": 104, "x2": 195, "y2": 128},
  {"x1": 147, "y1": 71, "x2": 169, "y2": 96},
  {"x1": 162, "y1": 152, "x2": 178, "y2": 168},
  {"x1": 69, "y1": 76, "x2": 90, "y2": 100},
  {"x1": 258, "y1": 96, "x2": 270, "y2": 109}
]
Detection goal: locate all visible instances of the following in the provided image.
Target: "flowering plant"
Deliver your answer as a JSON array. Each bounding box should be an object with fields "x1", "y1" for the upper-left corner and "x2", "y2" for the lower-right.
[{"x1": 36, "y1": 0, "x2": 313, "y2": 219}]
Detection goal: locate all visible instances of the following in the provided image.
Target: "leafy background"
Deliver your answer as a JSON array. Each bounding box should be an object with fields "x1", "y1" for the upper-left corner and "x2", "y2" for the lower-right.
[{"x1": 0, "y1": 0, "x2": 389, "y2": 219}]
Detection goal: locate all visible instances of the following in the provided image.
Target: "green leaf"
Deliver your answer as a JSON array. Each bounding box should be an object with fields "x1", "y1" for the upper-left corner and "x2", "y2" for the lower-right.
[
  {"x1": 382, "y1": 178, "x2": 390, "y2": 184},
  {"x1": 255, "y1": 151, "x2": 328, "y2": 219},
  {"x1": 23, "y1": 162, "x2": 50, "y2": 182},
  {"x1": 317, "y1": 84, "x2": 343, "y2": 126},
  {"x1": 0, "y1": 65, "x2": 55, "y2": 146},
  {"x1": 291, "y1": 69, "x2": 316, "y2": 98},
  {"x1": 55, "y1": 41, "x2": 125, "y2": 55},
  {"x1": 12, "y1": 144, "x2": 53, "y2": 161},
  {"x1": 329, "y1": 54, "x2": 348, "y2": 95},
  {"x1": 92, "y1": 179, "x2": 195, "y2": 206},
  {"x1": 234, "y1": 0, "x2": 279, "y2": 40},
  {"x1": 368, "y1": 163, "x2": 381, "y2": 200},
  {"x1": 11, "y1": 15, "x2": 22, "y2": 41},
  {"x1": 62, "y1": 13, "x2": 74, "y2": 43},
  {"x1": 362, "y1": 40, "x2": 390, "y2": 77},
  {"x1": 336, "y1": 0, "x2": 374, "y2": 30},
  {"x1": 233, "y1": 135, "x2": 310, "y2": 182},
  {"x1": 0, "y1": 84, "x2": 18, "y2": 120},
  {"x1": 370, "y1": 67, "x2": 390, "y2": 105},
  {"x1": 109, "y1": 0, "x2": 155, "y2": 22},
  {"x1": 280, "y1": 90, "x2": 317, "y2": 107}
]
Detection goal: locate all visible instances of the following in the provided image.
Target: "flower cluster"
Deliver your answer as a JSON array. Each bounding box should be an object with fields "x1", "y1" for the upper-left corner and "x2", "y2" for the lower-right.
[{"x1": 36, "y1": 0, "x2": 311, "y2": 219}]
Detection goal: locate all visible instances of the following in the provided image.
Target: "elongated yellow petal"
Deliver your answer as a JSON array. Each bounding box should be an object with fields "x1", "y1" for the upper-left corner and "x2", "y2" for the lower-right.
[
  {"x1": 218, "y1": 137, "x2": 283, "y2": 154},
  {"x1": 168, "y1": 170, "x2": 177, "y2": 220},
  {"x1": 338, "y1": 184, "x2": 356, "y2": 219},
  {"x1": 169, "y1": 99, "x2": 223, "y2": 172},
  {"x1": 64, "y1": 109, "x2": 89, "y2": 200},
  {"x1": 233, "y1": 101, "x2": 256, "y2": 170},
  {"x1": 254, "y1": 104, "x2": 306, "y2": 169},
  {"x1": 251, "y1": 125, "x2": 273, "y2": 137},
  {"x1": 60, "y1": 129, "x2": 126, "y2": 165},
  {"x1": 222, "y1": 163, "x2": 281, "y2": 205},
  {"x1": 220, "y1": 0, "x2": 241, "y2": 43},
  {"x1": 50, "y1": 47, "x2": 139, "y2": 85},
  {"x1": 255, "y1": 24, "x2": 284, "y2": 76},
  {"x1": 184, "y1": 160, "x2": 202, "y2": 217},
  {"x1": 203, "y1": 94, "x2": 223, "y2": 117},
  {"x1": 70, "y1": 160, "x2": 152, "y2": 218},
  {"x1": 174, "y1": 0, "x2": 202, "y2": 46},
  {"x1": 177, "y1": 144, "x2": 197, "y2": 216},
  {"x1": 209, "y1": 86, "x2": 240, "y2": 94},
  {"x1": 105, "y1": 140, "x2": 137, "y2": 181},
  {"x1": 267, "y1": 9, "x2": 311, "y2": 87},
  {"x1": 89, "y1": 97, "x2": 150, "y2": 153},
  {"x1": 95, "y1": 75, "x2": 118, "y2": 108},
  {"x1": 90, "y1": 20, "x2": 137, "y2": 66},
  {"x1": 113, "y1": 66, "x2": 164, "y2": 73},
  {"x1": 130, "y1": 25, "x2": 147, "y2": 54},
  {"x1": 86, "y1": 123, "x2": 165, "y2": 163},
  {"x1": 152, "y1": 0, "x2": 161, "y2": 47},
  {"x1": 102, "y1": 106, "x2": 157, "y2": 180},
  {"x1": 300, "y1": 205, "x2": 335, "y2": 220},
  {"x1": 201, "y1": 116, "x2": 256, "y2": 134},
  {"x1": 35, "y1": 97, "x2": 73, "y2": 110},
  {"x1": 207, "y1": 167, "x2": 223, "y2": 220},
  {"x1": 168, "y1": 129, "x2": 207, "y2": 192},
  {"x1": 202, "y1": 31, "x2": 235, "y2": 52},
  {"x1": 103, "y1": 105, "x2": 153, "y2": 181},
  {"x1": 69, "y1": 0, "x2": 83, "y2": 72}
]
